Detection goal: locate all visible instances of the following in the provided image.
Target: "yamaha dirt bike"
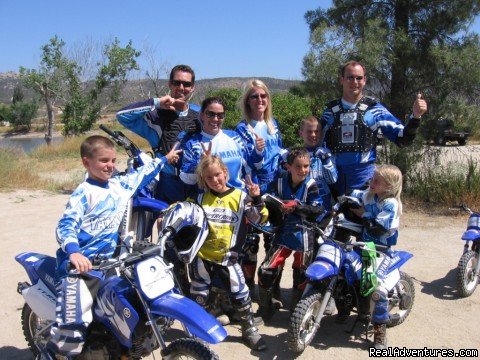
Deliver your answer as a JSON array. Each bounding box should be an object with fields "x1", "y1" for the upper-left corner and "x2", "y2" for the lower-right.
[
  {"x1": 455, "y1": 204, "x2": 480, "y2": 297},
  {"x1": 16, "y1": 215, "x2": 227, "y2": 359},
  {"x1": 287, "y1": 200, "x2": 415, "y2": 354}
]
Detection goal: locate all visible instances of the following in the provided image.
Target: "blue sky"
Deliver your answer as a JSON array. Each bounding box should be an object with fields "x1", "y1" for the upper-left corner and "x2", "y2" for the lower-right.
[{"x1": 0, "y1": 0, "x2": 478, "y2": 80}]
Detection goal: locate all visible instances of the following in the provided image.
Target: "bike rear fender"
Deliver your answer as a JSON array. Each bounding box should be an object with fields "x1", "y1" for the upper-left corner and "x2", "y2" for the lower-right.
[
  {"x1": 150, "y1": 293, "x2": 227, "y2": 344},
  {"x1": 386, "y1": 250, "x2": 413, "y2": 274},
  {"x1": 15, "y1": 252, "x2": 57, "y2": 291},
  {"x1": 462, "y1": 229, "x2": 480, "y2": 241},
  {"x1": 305, "y1": 261, "x2": 337, "y2": 281}
]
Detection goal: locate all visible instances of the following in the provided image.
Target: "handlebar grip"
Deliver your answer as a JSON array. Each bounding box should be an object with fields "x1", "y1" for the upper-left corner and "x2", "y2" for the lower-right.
[
  {"x1": 167, "y1": 217, "x2": 184, "y2": 235},
  {"x1": 99, "y1": 125, "x2": 117, "y2": 138}
]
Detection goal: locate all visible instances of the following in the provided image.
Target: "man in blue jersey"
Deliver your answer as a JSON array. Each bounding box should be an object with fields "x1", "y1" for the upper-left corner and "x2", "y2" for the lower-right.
[
  {"x1": 321, "y1": 61, "x2": 428, "y2": 197},
  {"x1": 116, "y1": 64, "x2": 201, "y2": 204}
]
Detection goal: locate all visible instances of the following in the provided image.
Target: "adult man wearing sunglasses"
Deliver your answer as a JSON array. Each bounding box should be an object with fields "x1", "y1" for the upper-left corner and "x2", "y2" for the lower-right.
[
  {"x1": 117, "y1": 64, "x2": 201, "y2": 204},
  {"x1": 321, "y1": 60, "x2": 428, "y2": 197}
]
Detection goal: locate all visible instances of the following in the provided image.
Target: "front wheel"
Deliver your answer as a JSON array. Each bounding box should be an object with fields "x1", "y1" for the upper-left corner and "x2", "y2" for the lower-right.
[
  {"x1": 161, "y1": 338, "x2": 219, "y2": 360},
  {"x1": 287, "y1": 292, "x2": 324, "y2": 354},
  {"x1": 457, "y1": 250, "x2": 479, "y2": 297},
  {"x1": 388, "y1": 271, "x2": 415, "y2": 328}
]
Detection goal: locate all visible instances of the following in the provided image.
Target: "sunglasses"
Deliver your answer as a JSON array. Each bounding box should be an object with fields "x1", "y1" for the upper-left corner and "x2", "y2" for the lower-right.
[
  {"x1": 345, "y1": 75, "x2": 365, "y2": 82},
  {"x1": 204, "y1": 110, "x2": 225, "y2": 120},
  {"x1": 171, "y1": 79, "x2": 194, "y2": 88},
  {"x1": 249, "y1": 93, "x2": 268, "y2": 100}
]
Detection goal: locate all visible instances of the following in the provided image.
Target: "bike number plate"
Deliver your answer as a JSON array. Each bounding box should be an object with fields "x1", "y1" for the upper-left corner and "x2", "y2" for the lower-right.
[{"x1": 135, "y1": 257, "x2": 175, "y2": 300}]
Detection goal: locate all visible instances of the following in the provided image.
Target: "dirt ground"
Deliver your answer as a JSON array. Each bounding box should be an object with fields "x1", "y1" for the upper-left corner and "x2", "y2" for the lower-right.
[{"x1": 0, "y1": 190, "x2": 479, "y2": 360}]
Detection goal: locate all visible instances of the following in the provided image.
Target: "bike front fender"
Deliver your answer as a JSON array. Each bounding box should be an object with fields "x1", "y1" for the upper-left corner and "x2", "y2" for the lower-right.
[
  {"x1": 305, "y1": 261, "x2": 337, "y2": 281},
  {"x1": 462, "y1": 229, "x2": 480, "y2": 241},
  {"x1": 150, "y1": 293, "x2": 227, "y2": 344}
]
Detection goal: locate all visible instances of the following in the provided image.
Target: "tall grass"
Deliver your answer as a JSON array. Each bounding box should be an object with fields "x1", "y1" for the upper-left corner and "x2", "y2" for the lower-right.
[
  {"x1": 405, "y1": 158, "x2": 480, "y2": 208},
  {"x1": 0, "y1": 147, "x2": 48, "y2": 189}
]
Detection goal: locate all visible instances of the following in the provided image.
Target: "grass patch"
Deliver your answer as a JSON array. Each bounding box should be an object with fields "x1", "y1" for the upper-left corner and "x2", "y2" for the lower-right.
[{"x1": 0, "y1": 148, "x2": 49, "y2": 189}]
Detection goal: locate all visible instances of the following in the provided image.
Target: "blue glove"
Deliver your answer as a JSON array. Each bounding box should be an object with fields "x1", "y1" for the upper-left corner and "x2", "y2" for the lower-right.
[{"x1": 315, "y1": 147, "x2": 332, "y2": 161}]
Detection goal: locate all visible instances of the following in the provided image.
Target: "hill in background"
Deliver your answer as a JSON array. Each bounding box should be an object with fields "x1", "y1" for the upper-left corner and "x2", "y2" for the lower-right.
[{"x1": 0, "y1": 72, "x2": 301, "y2": 106}]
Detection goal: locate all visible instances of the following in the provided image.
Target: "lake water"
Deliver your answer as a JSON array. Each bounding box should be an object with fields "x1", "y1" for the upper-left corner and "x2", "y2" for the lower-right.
[{"x1": 0, "y1": 136, "x2": 63, "y2": 153}]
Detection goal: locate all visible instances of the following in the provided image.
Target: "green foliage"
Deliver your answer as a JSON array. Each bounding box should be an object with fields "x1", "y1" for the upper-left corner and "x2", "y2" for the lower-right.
[
  {"x1": 0, "y1": 104, "x2": 12, "y2": 122},
  {"x1": 271, "y1": 92, "x2": 313, "y2": 148},
  {"x1": 9, "y1": 101, "x2": 38, "y2": 130},
  {"x1": 205, "y1": 88, "x2": 242, "y2": 130},
  {"x1": 12, "y1": 84, "x2": 25, "y2": 104}
]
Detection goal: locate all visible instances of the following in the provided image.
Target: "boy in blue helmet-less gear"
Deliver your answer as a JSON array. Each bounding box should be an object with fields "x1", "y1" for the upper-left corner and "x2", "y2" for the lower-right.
[
  {"x1": 40, "y1": 136, "x2": 181, "y2": 360},
  {"x1": 320, "y1": 61, "x2": 427, "y2": 197}
]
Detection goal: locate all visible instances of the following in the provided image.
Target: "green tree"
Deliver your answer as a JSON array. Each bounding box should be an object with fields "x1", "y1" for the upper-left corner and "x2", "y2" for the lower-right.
[
  {"x1": 20, "y1": 36, "x2": 76, "y2": 144},
  {"x1": 62, "y1": 38, "x2": 140, "y2": 135},
  {"x1": 10, "y1": 101, "x2": 38, "y2": 130},
  {"x1": 271, "y1": 92, "x2": 313, "y2": 148}
]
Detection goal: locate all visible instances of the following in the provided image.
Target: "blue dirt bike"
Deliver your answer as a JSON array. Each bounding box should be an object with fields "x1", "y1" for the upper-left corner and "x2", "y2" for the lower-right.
[
  {"x1": 16, "y1": 208, "x2": 227, "y2": 359},
  {"x1": 287, "y1": 200, "x2": 415, "y2": 354},
  {"x1": 456, "y1": 204, "x2": 480, "y2": 297}
]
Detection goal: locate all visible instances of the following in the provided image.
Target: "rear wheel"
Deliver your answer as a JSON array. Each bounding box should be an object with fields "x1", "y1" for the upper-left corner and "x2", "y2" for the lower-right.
[
  {"x1": 287, "y1": 292, "x2": 324, "y2": 354},
  {"x1": 21, "y1": 303, "x2": 54, "y2": 357},
  {"x1": 387, "y1": 272, "x2": 415, "y2": 328},
  {"x1": 457, "y1": 250, "x2": 479, "y2": 297},
  {"x1": 161, "y1": 338, "x2": 219, "y2": 360}
]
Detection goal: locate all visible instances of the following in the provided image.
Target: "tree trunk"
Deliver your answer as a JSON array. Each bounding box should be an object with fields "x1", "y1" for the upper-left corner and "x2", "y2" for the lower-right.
[
  {"x1": 389, "y1": 0, "x2": 410, "y2": 121},
  {"x1": 44, "y1": 89, "x2": 54, "y2": 146}
]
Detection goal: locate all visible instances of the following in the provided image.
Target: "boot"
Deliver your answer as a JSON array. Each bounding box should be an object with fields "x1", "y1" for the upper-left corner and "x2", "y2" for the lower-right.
[
  {"x1": 241, "y1": 311, "x2": 267, "y2": 351},
  {"x1": 255, "y1": 286, "x2": 276, "y2": 321},
  {"x1": 271, "y1": 269, "x2": 283, "y2": 309},
  {"x1": 372, "y1": 324, "x2": 387, "y2": 349}
]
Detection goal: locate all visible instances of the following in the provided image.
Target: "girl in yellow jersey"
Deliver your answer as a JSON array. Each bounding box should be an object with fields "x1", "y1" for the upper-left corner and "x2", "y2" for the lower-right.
[{"x1": 189, "y1": 155, "x2": 268, "y2": 351}]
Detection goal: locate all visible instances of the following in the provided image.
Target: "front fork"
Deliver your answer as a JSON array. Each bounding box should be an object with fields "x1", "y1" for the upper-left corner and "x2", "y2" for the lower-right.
[{"x1": 312, "y1": 277, "x2": 337, "y2": 329}]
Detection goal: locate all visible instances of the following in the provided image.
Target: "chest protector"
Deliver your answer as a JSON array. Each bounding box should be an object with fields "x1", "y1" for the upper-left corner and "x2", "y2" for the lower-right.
[
  {"x1": 325, "y1": 96, "x2": 377, "y2": 153},
  {"x1": 157, "y1": 108, "x2": 199, "y2": 153}
]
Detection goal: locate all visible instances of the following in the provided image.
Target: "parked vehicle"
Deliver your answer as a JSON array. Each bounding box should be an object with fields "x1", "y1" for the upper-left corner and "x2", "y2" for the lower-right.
[
  {"x1": 16, "y1": 204, "x2": 227, "y2": 359},
  {"x1": 455, "y1": 204, "x2": 480, "y2": 297},
  {"x1": 287, "y1": 199, "x2": 415, "y2": 354},
  {"x1": 426, "y1": 118, "x2": 470, "y2": 146}
]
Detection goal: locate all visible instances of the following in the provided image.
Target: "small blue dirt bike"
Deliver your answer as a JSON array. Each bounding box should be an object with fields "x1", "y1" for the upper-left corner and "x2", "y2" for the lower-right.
[
  {"x1": 456, "y1": 204, "x2": 480, "y2": 297},
  {"x1": 287, "y1": 200, "x2": 415, "y2": 354}
]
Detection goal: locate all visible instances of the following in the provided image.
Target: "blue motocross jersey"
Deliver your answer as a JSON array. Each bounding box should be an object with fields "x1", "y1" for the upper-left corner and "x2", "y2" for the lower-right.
[
  {"x1": 56, "y1": 156, "x2": 167, "y2": 275},
  {"x1": 269, "y1": 173, "x2": 322, "y2": 252},
  {"x1": 350, "y1": 189, "x2": 400, "y2": 246},
  {"x1": 321, "y1": 99, "x2": 405, "y2": 166},
  {"x1": 180, "y1": 129, "x2": 263, "y2": 191},
  {"x1": 236, "y1": 119, "x2": 286, "y2": 191},
  {"x1": 116, "y1": 98, "x2": 200, "y2": 176},
  {"x1": 306, "y1": 146, "x2": 338, "y2": 211}
]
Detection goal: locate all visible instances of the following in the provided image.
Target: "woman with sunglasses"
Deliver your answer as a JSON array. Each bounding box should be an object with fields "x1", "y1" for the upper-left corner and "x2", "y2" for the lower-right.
[
  {"x1": 235, "y1": 79, "x2": 286, "y2": 308},
  {"x1": 179, "y1": 97, "x2": 264, "y2": 193}
]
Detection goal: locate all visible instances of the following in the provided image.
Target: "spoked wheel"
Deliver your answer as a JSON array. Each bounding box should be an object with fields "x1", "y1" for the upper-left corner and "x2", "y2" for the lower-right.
[
  {"x1": 387, "y1": 271, "x2": 415, "y2": 328},
  {"x1": 161, "y1": 338, "x2": 219, "y2": 360},
  {"x1": 287, "y1": 292, "x2": 323, "y2": 354},
  {"x1": 457, "y1": 250, "x2": 479, "y2": 298},
  {"x1": 21, "y1": 303, "x2": 54, "y2": 357}
]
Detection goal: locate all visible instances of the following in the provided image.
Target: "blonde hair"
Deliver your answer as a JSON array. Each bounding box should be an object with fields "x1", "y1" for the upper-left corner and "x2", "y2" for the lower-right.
[
  {"x1": 370, "y1": 164, "x2": 403, "y2": 215},
  {"x1": 240, "y1": 79, "x2": 275, "y2": 135},
  {"x1": 195, "y1": 155, "x2": 229, "y2": 190}
]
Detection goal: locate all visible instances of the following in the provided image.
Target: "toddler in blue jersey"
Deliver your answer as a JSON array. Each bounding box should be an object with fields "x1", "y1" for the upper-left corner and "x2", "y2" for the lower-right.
[
  {"x1": 347, "y1": 164, "x2": 403, "y2": 349},
  {"x1": 298, "y1": 116, "x2": 338, "y2": 212},
  {"x1": 43, "y1": 135, "x2": 181, "y2": 359}
]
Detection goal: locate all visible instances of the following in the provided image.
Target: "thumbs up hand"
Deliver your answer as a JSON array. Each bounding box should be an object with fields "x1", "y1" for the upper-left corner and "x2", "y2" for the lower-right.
[
  {"x1": 413, "y1": 93, "x2": 428, "y2": 118},
  {"x1": 252, "y1": 131, "x2": 265, "y2": 152}
]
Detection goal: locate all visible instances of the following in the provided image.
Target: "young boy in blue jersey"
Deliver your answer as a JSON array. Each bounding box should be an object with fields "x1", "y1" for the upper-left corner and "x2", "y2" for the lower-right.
[
  {"x1": 40, "y1": 135, "x2": 181, "y2": 360},
  {"x1": 298, "y1": 116, "x2": 338, "y2": 212},
  {"x1": 257, "y1": 148, "x2": 324, "y2": 320}
]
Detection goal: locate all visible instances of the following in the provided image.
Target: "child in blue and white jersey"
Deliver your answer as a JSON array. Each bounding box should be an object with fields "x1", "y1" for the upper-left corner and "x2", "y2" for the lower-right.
[
  {"x1": 299, "y1": 116, "x2": 338, "y2": 211},
  {"x1": 347, "y1": 164, "x2": 403, "y2": 349},
  {"x1": 44, "y1": 135, "x2": 181, "y2": 359},
  {"x1": 180, "y1": 97, "x2": 263, "y2": 194}
]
